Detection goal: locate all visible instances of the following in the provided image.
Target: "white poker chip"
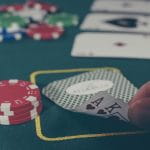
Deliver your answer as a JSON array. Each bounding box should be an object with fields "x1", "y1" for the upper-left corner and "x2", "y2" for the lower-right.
[{"x1": 12, "y1": 7, "x2": 47, "y2": 22}]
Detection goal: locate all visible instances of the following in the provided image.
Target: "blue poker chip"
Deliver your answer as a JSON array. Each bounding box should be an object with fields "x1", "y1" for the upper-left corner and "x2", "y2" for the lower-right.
[{"x1": 0, "y1": 30, "x2": 26, "y2": 42}]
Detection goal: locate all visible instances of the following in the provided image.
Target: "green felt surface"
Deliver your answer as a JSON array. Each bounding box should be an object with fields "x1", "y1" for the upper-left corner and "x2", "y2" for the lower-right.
[{"x1": 0, "y1": 0, "x2": 150, "y2": 149}]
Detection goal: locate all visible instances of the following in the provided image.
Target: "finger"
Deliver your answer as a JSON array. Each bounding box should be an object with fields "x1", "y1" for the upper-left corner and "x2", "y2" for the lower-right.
[
  {"x1": 128, "y1": 97, "x2": 150, "y2": 129},
  {"x1": 129, "y1": 82, "x2": 150, "y2": 105}
]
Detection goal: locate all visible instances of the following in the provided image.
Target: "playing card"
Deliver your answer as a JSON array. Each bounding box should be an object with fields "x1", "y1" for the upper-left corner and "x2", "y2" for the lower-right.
[
  {"x1": 42, "y1": 69, "x2": 137, "y2": 111},
  {"x1": 71, "y1": 32, "x2": 150, "y2": 59},
  {"x1": 76, "y1": 91, "x2": 129, "y2": 122},
  {"x1": 91, "y1": 0, "x2": 150, "y2": 14},
  {"x1": 80, "y1": 13, "x2": 150, "y2": 33}
]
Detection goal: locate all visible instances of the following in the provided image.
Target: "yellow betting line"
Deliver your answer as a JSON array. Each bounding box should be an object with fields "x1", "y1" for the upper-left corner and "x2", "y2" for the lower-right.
[{"x1": 30, "y1": 67, "x2": 149, "y2": 142}]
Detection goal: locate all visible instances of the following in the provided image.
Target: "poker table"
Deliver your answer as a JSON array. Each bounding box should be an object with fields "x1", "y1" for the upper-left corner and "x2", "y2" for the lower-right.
[{"x1": 0, "y1": 0, "x2": 150, "y2": 150}]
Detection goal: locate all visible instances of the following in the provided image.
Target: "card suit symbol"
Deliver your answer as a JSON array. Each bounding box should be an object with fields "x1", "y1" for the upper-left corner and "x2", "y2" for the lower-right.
[
  {"x1": 105, "y1": 18, "x2": 137, "y2": 28},
  {"x1": 114, "y1": 42, "x2": 126, "y2": 47},
  {"x1": 86, "y1": 104, "x2": 95, "y2": 110},
  {"x1": 97, "y1": 109, "x2": 107, "y2": 114}
]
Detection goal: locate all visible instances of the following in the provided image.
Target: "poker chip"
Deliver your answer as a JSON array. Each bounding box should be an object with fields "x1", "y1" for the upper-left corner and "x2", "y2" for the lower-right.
[
  {"x1": 0, "y1": 80, "x2": 41, "y2": 110},
  {"x1": 0, "y1": 4, "x2": 24, "y2": 12},
  {"x1": 12, "y1": 7, "x2": 47, "y2": 22},
  {"x1": 26, "y1": 24, "x2": 64, "y2": 40},
  {"x1": 0, "y1": 103, "x2": 42, "y2": 121},
  {"x1": 0, "y1": 12, "x2": 29, "y2": 29},
  {"x1": 45, "y1": 13, "x2": 79, "y2": 27},
  {"x1": 0, "y1": 25, "x2": 22, "y2": 33},
  {"x1": 0, "y1": 100, "x2": 41, "y2": 116},
  {"x1": 0, "y1": 30, "x2": 25, "y2": 42},
  {"x1": 0, "y1": 5, "x2": 8, "y2": 12},
  {"x1": 0, "y1": 104, "x2": 42, "y2": 125},
  {"x1": 0, "y1": 79, "x2": 42, "y2": 125},
  {"x1": 0, "y1": 2, "x2": 79, "y2": 43},
  {"x1": 27, "y1": 2, "x2": 58, "y2": 13}
]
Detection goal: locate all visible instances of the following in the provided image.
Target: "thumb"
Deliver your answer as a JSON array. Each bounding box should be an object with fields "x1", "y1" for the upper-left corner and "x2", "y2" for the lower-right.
[{"x1": 128, "y1": 82, "x2": 150, "y2": 129}]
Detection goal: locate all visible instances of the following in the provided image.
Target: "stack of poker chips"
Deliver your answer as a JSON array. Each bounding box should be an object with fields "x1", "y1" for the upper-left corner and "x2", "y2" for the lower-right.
[
  {"x1": 0, "y1": 1, "x2": 79, "y2": 42},
  {"x1": 0, "y1": 79, "x2": 42, "y2": 125}
]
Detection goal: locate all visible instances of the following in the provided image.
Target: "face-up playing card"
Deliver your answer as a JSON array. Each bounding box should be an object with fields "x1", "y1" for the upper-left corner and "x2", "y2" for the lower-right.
[
  {"x1": 80, "y1": 13, "x2": 150, "y2": 33},
  {"x1": 42, "y1": 69, "x2": 137, "y2": 111},
  {"x1": 71, "y1": 32, "x2": 150, "y2": 59},
  {"x1": 76, "y1": 91, "x2": 129, "y2": 122},
  {"x1": 91, "y1": 0, "x2": 150, "y2": 14}
]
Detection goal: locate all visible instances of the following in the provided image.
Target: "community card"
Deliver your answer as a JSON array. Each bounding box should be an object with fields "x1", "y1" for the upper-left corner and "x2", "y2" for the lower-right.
[
  {"x1": 80, "y1": 13, "x2": 150, "y2": 34},
  {"x1": 91, "y1": 0, "x2": 150, "y2": 14},
  {"x1": 76, "y1": 91, "x2": 129, "y2": 122},
  {"x1": 71, "y1": 32, "x2": 150, "y2": 59},
  {"x1": 42, "y1": 69, "x2": 137, "y2": 111}
]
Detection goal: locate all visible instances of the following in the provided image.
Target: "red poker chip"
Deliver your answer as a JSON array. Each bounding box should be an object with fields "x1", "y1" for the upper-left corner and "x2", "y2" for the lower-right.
[
  {"x1": 0, "y1": 5, "x2": 8, "y2": 12},
  {"x1": 0, "y1": 100, "x2": 41, "y2": 116},
  {"x1": 27, "y1": 2, "x2": 58, "y2": 13},
  {"x1": 0, "y1": 79, "x2": 41, "y2": 111},
  {"x1": 8, "y1": 114, "x2": 38, "y2": 125},
  {"x1": 5, "y1": 103, "x2": 42, "y2": 120},
  {"x1": 0, "y1": 4, "x2": 24, "y2": 12},
  {"x1": 0, "y1": 104, "x2": 42, "y2": 125},
  {"x1": 26, "y1": 24, "x2": 64, "y2": 40}
]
